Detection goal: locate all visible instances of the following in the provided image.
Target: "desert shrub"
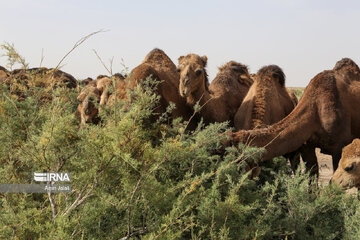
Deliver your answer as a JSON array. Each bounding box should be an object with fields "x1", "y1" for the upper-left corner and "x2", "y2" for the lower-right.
[
  {"x1": 289, "y1": 87, "x2": 305, "y2": 101},
  {"x1": 0, "y1": 71, "x2": 360, "y2": 240}
]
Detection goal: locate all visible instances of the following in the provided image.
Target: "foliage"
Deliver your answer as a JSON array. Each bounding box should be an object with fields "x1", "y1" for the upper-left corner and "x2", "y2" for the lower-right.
[
  {"x1": 288, "y1": 87, "x2": 305, "y2": 101},
  {"x1": 0, "y1": 42, "x2": 28, "y2": 70},
  {"x1": 0, "y1": 70, "x2": 360, "y2": 240}
]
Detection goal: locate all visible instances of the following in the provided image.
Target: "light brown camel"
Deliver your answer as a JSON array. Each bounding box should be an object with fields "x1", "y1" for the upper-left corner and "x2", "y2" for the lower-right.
[
  {"x1": 77, "y1": 74, "x2": 124, "y2": 125},
  {"x1": 234, "y1": 65, "x2": 295, "y2": 130},
  {"x1": 227, "y1": 58, "x2": 360, "y2": 173},
  {"x1": 331, "y1": 139, "x2": 360, "y2": 188},
  {"x1": 177, "y1": 54, "x2": 253, "y2": 126}
]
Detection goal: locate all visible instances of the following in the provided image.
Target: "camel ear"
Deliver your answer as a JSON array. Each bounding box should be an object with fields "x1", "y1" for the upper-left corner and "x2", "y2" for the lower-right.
[
  {"x1": 240, "y1": 74, "x2": 249, "y2": 80},
  {"x1": 201, "y1": 55, "x2": 208, "y2": 67},
  {"x1": 178, "y1": 56, "x2": 184, "y2": 64}
]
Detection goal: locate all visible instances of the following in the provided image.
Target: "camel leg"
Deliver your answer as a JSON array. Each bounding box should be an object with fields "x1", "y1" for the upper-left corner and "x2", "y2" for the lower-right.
[
  {"x1": 300, "y1": 144, "x2": 318, "y2": 176},
  {"x1": 284, "y1": 151, "x2": 300, "y2": 174},
  {"x1": 332, "y1": 152, "x2": 341, "y2": 172}
]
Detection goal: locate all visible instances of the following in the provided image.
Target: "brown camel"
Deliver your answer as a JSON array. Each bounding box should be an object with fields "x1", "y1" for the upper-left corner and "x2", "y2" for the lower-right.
[
  {"x1": 111, "y1": 49, "x2": 194, "y2": 123},
  {"x1": 77, "y1": 74, "x2": 124, "y2": 125},
  {"x1": 234, "y1": 65, "x2": 296, "y2": 130},
  {"x1": 331, "y1": 139, "x2": 360, "y2": 188},
  {"x1": 9, "y1": 67, "x2": 77, "y2": 89},
  {"x1": 233, "y1": 65, "x2": 300, "y2": 175},
  {"x1": 177, "y1": 54, "x2": 253, "y2": 126},
  {"x1": 227, "y1": 58, "x2": 360, "y2": 173},
  {"x1": 78, "y1": 49, "x2": 194, "y2": 126},
  {"x1": 1, "y1": 67, "x2": 77, "y2": 100}
]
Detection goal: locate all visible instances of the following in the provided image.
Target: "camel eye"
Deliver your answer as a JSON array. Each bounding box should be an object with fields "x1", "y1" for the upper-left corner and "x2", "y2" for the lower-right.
[
  {"x1": 345, "y1": 163, "x2": 355, "y2": 172},
  {"x1": 177, "y1": 68, "x2": 181, "y2": 73},
  {"x1": 195, "y1": 69, "x2": 203, "y2": 76}
]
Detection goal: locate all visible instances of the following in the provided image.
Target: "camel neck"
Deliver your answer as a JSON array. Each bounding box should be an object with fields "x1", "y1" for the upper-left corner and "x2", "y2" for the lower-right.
[
  {"x1": 231, "y1": 97, "x2": 318, "y2": 160},
  {"x1": 187, "y1": 85, "x2": 212, "y2": 107}
]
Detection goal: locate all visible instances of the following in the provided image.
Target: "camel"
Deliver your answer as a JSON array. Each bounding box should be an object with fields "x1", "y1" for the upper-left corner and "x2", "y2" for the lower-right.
[
  {"x1": 1, "y1": 67, "x2": 78, "y2": 100},
  {"x1": 227, "y1": 58, "x2": 360, "y2": 173},
  {"x1": 177, "y1": 54, "x2": 253, "y2": 126},
  {"x1": 331, "y1": 139, "x2": 360, "y2": 188},
  {"x1": 78, "y1": 49, "x2": 194, "y2": 127},
  {"x1": 9, "y1": 67, "x2": 78, "y2": 89},
  {"x1": 120, "y1": 49, "x2": 193, "y2": 121},
  {"x1": 233, "y1": 65, "x2": 300, "y2": 175},
  {"x1": 77, "y1": 74, "x2": 124, "y2": 125},
  {"x1": 234, "y1": 65, "x2": 296, "y2": 130}
]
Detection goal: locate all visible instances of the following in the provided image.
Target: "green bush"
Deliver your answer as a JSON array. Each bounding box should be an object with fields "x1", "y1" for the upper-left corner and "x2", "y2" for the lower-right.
[{"x1": 1, "y1": 74, "x2": 360, "y2": 240}]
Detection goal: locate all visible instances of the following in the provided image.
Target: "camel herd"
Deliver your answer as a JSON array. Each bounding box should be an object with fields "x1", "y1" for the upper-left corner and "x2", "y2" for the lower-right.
[{"x1": 1, "y1": 48, "x2": 359, "y2": 188}]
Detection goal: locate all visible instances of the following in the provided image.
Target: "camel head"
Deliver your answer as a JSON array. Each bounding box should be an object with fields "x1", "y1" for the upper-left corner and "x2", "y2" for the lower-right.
[
  {"x1": 331, "y1": 139, "x2": 360, "y2": 188},
  {"x1": 77, "y1": 86, "x2": 101, "y2": 125},
  {"x1": 177, "y1": 54, "x2": 209, "y2": 99}
]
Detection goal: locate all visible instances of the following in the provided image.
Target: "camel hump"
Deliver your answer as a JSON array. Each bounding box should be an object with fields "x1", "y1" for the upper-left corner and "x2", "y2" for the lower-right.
[
  {"x1": 113, "y1": 73, "x2": 125, "y2": 80},
  {"x1": 142, "y1": 48, "x2": 176, "y2": 72},
  {"x1": 96, "y1": 74, "x2": 109, "y2": 79},
  {"x1": 130, "y1": 63, "x2": 160, "y2": 83},
  {"x1": 333, "y1": 57, "x2": 360, "y2": 82},
  {"x1": 333, "y1": 58, "x2": 360, "y2": 72},
  {"x1": 218, "y1": 61, "x2": 249, "y2": 74},
  {"x1": 257, "y1": 65, "x2": 286, "y2": 87},
  {"x1": 10, "y1": 67, "x2": 77, "y2": 89}
]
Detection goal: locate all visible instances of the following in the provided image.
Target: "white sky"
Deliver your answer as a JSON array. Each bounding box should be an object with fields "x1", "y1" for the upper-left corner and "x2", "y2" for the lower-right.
[{"x1": 1, "y1": 0, "x2": 360, "y2": 86}]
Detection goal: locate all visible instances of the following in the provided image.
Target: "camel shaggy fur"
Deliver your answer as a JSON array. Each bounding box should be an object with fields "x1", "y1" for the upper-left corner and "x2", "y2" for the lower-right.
[
  {"x1": 227, "y1": 58, "x2": 360, "y2": 173},
  {"x1": 177, "y1": 54, "x2": 253, "y2": 126},
  {"x1": 331, "y1": 139, "x2": 360, "y2": 188},
  {"x1": 233, "y1": 65, "x2": 300, "y2": 175},
  {"x1": 234, "y1": 65, "x2": 296, "y2": 130}
]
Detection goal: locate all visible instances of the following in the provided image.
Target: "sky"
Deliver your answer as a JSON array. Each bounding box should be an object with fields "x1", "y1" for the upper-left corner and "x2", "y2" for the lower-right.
[{"x1": 1, "y1": 0, "x2": 360, "y2": 87}]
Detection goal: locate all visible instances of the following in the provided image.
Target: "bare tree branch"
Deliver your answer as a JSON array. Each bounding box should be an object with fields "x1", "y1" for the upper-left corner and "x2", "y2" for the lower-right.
[{"x1": 55, "y1": 29, "x2": 107, "y2": 70}]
